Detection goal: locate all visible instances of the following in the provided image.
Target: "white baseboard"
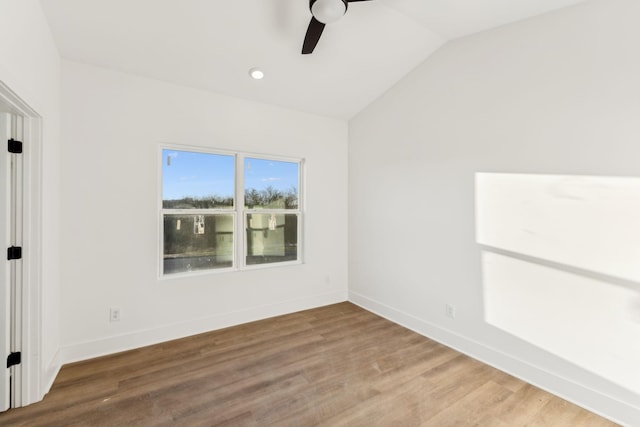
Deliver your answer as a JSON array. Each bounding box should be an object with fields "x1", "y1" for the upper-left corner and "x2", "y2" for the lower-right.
[
  {"x1": 39, "y1": 350, "x2": 62, "y2": 403},
  {"x1": 59, "y1": 290, "x2": 347, "y2": 365},
  {"x1": 348, "y1": 290, "x2": 640, "y2": 427}
]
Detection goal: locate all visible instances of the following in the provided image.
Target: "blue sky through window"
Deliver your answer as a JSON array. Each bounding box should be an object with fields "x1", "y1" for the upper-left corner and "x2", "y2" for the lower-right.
[
  {"x1": 244, "y1": 157, "x2": 298, "y2": 193},
  {"x1": 162, "y1": 149, "x2": 234, "y2": 201},
  {"x1": 162, "y1": 150, "x2": 299, "y2": 201}
]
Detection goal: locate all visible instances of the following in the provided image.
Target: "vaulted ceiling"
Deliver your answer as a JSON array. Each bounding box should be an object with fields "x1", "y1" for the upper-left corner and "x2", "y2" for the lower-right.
[{"x1": 40, "y1": 0, "x2": 585, "y2": 119}]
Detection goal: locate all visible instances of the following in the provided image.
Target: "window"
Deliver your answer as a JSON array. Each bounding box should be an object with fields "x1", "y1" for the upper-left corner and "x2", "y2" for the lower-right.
[
  {"x1": 161, "y1": 147, "x2": 302, "y2": 276},
  {"x1": 244, "y1": 157, "x2": 299, "y2": 266}
]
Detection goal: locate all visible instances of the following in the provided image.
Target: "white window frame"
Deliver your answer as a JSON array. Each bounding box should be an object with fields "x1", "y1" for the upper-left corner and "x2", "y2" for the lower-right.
[{"x1": 159, "y1": 145, "x2": 303, "y2": 279}]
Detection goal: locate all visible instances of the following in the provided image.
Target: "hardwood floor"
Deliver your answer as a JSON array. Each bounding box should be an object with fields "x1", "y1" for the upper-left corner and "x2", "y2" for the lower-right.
[{"x1": 0, "y1": 302, "x2": 618, "y2": 426}]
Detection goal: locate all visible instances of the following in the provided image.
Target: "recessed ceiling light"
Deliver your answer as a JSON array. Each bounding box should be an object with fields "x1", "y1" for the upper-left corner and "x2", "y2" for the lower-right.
[{"x1": 249, "y1": 67, "x2": 264, "y2": 80}]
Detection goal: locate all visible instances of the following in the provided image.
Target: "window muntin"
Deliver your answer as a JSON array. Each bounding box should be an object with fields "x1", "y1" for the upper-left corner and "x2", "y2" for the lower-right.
[{"x1": 160, "y1": 147, "x2": 302, "y2": 277}]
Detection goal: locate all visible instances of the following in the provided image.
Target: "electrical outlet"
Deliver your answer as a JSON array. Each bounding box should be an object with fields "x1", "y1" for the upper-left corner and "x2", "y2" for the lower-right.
[
  {"x1": 445, "y1": 304, "x2": 456, "y2": 319},
  {"x1": 110, "y1": 308, "x2": 121, "y2": 322}
]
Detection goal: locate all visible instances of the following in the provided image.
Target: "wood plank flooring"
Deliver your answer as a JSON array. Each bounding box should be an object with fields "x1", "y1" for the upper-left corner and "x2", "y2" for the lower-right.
[{"x1": 0, "y1": 302, "x2": 618, "y2": 426}]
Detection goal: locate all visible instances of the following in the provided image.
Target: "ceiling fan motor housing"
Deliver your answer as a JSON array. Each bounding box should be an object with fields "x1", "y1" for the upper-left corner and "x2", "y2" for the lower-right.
[
  {"x1": 303, "y1": 0, "x2": 373, "y2": 54},
  {"x1": 311, "y1": 0, "x2": 348, "y2": 24}
]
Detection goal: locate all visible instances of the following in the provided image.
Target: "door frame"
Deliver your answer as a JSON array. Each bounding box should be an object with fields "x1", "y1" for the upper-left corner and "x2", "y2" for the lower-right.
[{"x1": 0, "y1": 81, "x2": 43, "y2": 407}]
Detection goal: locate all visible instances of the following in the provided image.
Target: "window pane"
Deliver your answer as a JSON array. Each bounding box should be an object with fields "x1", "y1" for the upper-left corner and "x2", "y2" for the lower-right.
[
  {"x1": 246, "y1": 213, "x2": 298, "y2": 265},
  {"x1": 163, "y1": 214, "x2": 234, "y2": 274},
  {"x1": 163, "y1": 149, "x2": 234, "y2": 209},
  {"x1": 244, "y1": 158, "x2": 298, "y2": 209}
]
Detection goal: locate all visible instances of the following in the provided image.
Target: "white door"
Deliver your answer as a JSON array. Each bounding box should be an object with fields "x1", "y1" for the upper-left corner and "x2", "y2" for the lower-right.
[
  {"x1": 0, "y1": 112, "x2": 11, "y2": 412},
  {"x1": 0, "y1": 111, "x2": 22, "y2": 412}
]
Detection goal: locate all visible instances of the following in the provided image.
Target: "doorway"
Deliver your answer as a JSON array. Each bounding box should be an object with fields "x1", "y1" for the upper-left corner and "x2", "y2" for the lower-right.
[{"x1": 0, "y1": 81, "x2": 43, "y2": 411}]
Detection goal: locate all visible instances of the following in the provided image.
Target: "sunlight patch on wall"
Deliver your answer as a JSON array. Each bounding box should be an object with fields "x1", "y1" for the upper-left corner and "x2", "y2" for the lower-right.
[
  {"x1": 476, "y1": 173, "x2": 640, "y2": 282},
  {"x1": 476, "y1": 173, "x2": 640, "y2": 395},
  {"x1": 482, "y1": 251, "x2": 640, "y2": 394}
]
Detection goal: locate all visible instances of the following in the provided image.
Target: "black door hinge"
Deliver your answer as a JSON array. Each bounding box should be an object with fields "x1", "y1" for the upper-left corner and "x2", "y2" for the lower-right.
[
  {"x1": 7, "y1": 352, "x2": 21, "y2": 368},
  {"x1": 8, "y1": 138, "x2": 23, "y2": 154},
  {"x1": 7, "y1": 246, "x2": 22, "y2": 260}
]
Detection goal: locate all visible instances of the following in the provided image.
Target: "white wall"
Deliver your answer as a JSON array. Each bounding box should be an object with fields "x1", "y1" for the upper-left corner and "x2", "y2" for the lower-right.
[
  {"x1": 348, "y1": 0, "x2": 640, "y2": 424},
  {"x1": 59, "y1": 61, "x2": 348, "y2": 361},
  {"x1": 5, "y1": 0, "x2": 638, "y2": 419},
  {"x1": 0, "y1": 0, "x2": 62, "y2": 400}
]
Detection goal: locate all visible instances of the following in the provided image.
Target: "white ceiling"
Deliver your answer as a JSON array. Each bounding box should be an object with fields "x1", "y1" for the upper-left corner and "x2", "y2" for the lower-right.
[{"x1": 40, "y1": 0, "x2": 585, "y2": 119}]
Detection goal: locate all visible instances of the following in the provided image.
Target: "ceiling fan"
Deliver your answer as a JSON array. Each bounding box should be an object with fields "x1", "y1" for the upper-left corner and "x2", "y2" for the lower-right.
[{"x1": 302, "y1": 0, "x2": 374, "y2": 54}]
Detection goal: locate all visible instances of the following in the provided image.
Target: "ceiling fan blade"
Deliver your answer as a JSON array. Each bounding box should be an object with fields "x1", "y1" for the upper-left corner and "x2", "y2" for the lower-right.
[{"x1": 302, "y1": 17, "x2": 325, "y2": 54}]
